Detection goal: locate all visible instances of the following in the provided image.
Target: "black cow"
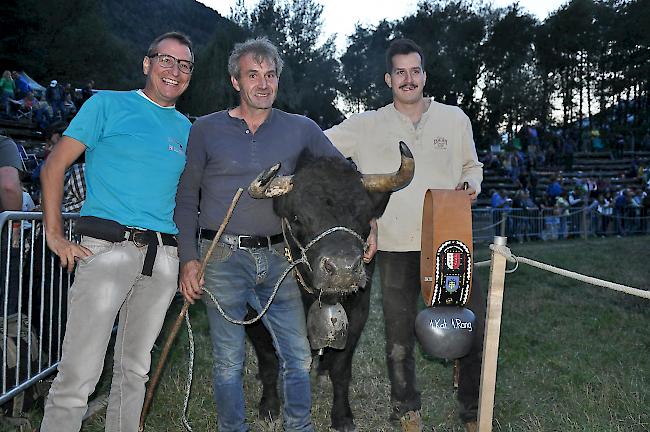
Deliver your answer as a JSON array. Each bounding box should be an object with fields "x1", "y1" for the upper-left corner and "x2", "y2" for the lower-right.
[{"x1": 245, "y1": 142, "x2": 414, "y2": 432}]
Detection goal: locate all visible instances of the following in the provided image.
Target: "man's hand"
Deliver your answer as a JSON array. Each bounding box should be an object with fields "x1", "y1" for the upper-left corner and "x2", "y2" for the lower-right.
[
  {"x1": 180, "y1": 260, "x2": 204, "y2": 304},
  {"x1": 456, "y1": 182, "x2": 478, "y2": 202},
  {"x1": 41, "y1": 135, "x2": 89, "y2": 273},
  {"x1": 46, "y1": 234, "x2": 92, "y2": 273},
  {"x1": 363, "y1": 219, "x2": 378, "y2": 263}
]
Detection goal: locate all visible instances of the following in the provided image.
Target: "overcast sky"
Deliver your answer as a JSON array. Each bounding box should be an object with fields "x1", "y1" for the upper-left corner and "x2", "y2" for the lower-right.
[{"x1": 198, "y1": 0, "x2": 569, "y2": 53}]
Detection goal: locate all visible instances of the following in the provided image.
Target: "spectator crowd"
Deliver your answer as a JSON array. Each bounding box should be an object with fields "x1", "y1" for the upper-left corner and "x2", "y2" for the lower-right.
[
  {"x1": 485, "y1": 125, "x2": 650, "y2": 241},
  {"x1": 1, "y1": 69, "x2": 95, "y2": 130}
]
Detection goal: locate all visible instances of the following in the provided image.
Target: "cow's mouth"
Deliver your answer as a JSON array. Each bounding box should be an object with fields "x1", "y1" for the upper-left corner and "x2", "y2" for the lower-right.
[
  {"x1": 312, "y1": 268, "x2": 367, "y2": 295},
  {"x1": 306, "y1": 247, "x2": 368, "y2": 295}
]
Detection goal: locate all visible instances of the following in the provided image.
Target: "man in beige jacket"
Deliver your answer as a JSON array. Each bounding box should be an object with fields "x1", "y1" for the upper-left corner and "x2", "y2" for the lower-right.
[{"x1": 325, "y1": 38, "x2": 484, "y2": 432}]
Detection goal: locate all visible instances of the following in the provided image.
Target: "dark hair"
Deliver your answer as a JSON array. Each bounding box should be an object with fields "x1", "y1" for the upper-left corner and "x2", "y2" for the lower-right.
[
  {"x1": 147, "y1": 31, "x2": 194, "y2": 60},
  {"x1": 228, "y1": 37, "x2": 283, "y2": 79},
  {"x1": 385, "y1": 38, "x2": 425, "y2": 74}
]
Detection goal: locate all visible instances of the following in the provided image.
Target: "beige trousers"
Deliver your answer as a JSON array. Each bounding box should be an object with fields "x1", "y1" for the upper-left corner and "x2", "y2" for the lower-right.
[{"x1": 40, "y1": 236, "x2": 178, "y2": 432}]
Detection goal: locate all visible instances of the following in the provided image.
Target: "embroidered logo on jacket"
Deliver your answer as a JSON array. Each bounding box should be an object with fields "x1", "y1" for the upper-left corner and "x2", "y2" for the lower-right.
[
  {"x1": 167, "y1": 137, "x2": 185, "y2": 155},
  {"x1": 433, "y1": 137, "x2": 448, "y2": 150}
]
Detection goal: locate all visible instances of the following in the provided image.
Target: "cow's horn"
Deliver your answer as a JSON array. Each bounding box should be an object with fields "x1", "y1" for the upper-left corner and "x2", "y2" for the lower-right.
[
  {"x1": 361, "y1": 141, "x2": 415, "y2": 192},
  {"x1": 248, "y1": 163, "x2": 294, "y2": 198}
]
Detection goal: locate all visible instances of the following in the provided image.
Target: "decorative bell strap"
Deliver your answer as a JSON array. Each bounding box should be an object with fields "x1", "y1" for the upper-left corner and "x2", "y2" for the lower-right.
[{"x1": 420, "y1": 189, "x2": 473, "y2": 307}]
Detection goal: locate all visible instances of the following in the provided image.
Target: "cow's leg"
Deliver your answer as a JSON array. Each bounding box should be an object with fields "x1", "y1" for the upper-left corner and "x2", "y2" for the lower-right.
[
  {"x1": 244, "y1": 307, "x2": 281, "y2": 420},
  {"x1": 316, "y1": 348, "x2": 332, "y2": 383},
  {"x1": 327, "y1": 262, "x2": 374, "y2": 432}
]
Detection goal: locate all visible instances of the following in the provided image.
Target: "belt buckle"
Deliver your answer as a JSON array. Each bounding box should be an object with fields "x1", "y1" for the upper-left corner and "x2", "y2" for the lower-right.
[
  {"x1": 237, "y1": 235, "x2": 250, "y2": 250},
  {"x1": 237, "y1": 235, "x2": 270, "y2": 250},
  {"x1": 132, "y1": 230, "x2": 148, "y2": 248}
]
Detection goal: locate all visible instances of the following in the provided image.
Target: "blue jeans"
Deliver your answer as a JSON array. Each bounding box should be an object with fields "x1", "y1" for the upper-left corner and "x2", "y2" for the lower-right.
[{"x1": 200, "y1": 239, "x2": 313, "y2": 432}]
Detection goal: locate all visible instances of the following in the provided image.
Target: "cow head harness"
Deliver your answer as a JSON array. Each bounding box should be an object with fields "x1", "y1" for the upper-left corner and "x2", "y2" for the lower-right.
[
  {"x1": 281, "y1": 217, "x2": 367, "y2": 296},
  {"x1": 281, "y1": 217, "x2": 367, "y2": 353}
]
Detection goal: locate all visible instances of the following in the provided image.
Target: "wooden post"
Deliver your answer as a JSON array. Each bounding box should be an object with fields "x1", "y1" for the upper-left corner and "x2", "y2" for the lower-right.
[{"x1": 477, "y1": 236, "x2": 508, "y2": 432}]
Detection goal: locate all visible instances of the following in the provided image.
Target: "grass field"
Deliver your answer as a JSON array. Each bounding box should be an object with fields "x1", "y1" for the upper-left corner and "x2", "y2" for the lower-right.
[{"x1": 21, "y1": 236, "x2": 650, "y2": 432}]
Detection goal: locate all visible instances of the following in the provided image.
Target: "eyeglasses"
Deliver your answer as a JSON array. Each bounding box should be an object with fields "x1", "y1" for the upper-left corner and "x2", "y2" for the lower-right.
[{"x1": 147, "y1": 53, "x2": 194, "y2": 74}]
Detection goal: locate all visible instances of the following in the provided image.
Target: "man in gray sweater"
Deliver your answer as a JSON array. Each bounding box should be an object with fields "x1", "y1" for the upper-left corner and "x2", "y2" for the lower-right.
[{"x1": 174, "y1": 37, "x2": 342, "y2": 432}]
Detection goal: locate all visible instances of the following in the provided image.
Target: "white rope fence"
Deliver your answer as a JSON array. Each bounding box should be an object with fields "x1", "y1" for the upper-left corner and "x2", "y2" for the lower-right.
[
  {"x1": 473, "y1": 219, "x2": 505, "y2": 231},
  {"x1": 478, "y1": 244, "x2": 649, "y2": 300},
  {"x1": 476, "y1": 236, "x2": 648, "y2": 432}
]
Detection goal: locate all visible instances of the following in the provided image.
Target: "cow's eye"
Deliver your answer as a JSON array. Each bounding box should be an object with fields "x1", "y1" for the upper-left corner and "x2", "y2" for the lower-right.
[{"x1": 291, "y1": 215, "x2": 303, "y2": 227}]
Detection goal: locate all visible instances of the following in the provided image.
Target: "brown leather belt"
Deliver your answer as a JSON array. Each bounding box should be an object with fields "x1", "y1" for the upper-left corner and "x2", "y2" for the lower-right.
[{"x1": 420, "y1": 189, "x2": 473, "y2": 307}]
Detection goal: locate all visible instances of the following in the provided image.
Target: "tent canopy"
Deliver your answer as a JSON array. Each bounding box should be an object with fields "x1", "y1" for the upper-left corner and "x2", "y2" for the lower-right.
[{"x1": 18, "y1": 72, "x2": 46, "y2": 96}]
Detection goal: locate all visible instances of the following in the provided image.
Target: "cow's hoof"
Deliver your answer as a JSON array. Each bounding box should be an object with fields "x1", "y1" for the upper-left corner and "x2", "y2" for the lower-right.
[{"x1": 258, "y1": 395, "x2": 280, "y2": 421}]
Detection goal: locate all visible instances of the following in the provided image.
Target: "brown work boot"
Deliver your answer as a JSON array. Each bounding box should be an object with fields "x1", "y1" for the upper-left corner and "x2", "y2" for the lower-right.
[
  {"x1": 464, "y1": 421, "x2": 478, "y2": 432},
  {"x1": 399, "y1": 410, "x2": 423, "y2": 432}
]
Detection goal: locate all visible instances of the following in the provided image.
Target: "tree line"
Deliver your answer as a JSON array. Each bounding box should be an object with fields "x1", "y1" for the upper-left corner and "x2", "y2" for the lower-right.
[
  {"x1": 2, "y1": 0, "x2": 648, "y2": 148},
  {"x1": 340, "y1": 0, "x2": 649, "y2": 147}
]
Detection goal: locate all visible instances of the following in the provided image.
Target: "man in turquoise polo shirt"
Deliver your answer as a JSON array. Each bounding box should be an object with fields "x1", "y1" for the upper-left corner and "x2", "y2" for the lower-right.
[{"x1": 39, "y1": 32, "x2": 194, "y2": 432}]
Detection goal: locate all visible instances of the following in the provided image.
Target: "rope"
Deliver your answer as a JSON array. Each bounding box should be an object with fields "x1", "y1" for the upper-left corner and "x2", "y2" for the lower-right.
[
  {"x1": 474, "y1": 247, "x2": 517, "y2": 272},
  {"x1": 487, "y1": 244, "x2": 650, "y2": 300},
  {"x1": 283, "y1": 219, "x2": 366, "y2": 263},
  {"x1": 180, "y1": 222, "x2": 366, "y2": 431},
  {"x1": 205, "y1": 223, "x2": 365, "y2": 325},
  {"x1": 181, "y1": 312, "x2": 194, "y2": 431},
  {"x1": 473, "y1": 219, "x2": 505, "y2": 231},
  {"x1": 281, "y1": 220, "x2": 314, "y2": 295},
  {"x1": 201, "y1": 258, "x2": 303, "y2": 325}
]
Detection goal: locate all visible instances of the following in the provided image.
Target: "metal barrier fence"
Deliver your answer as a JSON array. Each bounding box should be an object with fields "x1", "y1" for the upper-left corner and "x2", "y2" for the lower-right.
[
  {"x1": 472, "y1": 206, "x2": 650, "y2": 243},
  {"x1": 0, "y1": 211, "x2": 78, "y2": 414}
]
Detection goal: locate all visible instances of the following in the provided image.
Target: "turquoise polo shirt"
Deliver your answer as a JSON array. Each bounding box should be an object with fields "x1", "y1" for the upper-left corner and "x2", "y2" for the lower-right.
[{"x1": 64, "y1": 90, "x2": 191, "y2": 234}]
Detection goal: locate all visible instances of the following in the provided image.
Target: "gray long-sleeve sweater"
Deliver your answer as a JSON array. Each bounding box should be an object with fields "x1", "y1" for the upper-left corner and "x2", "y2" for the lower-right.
[{"x1": 174, "y1": 108, "x2": 342, "y2": 263}]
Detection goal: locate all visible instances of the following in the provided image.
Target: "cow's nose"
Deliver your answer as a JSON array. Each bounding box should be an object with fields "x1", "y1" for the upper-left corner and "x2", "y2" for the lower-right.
[
  {"x1": 320, "y1": 255, "x2": 363, "y2": 276},
  {"x1": 321, "y1": 257, "x2": 338, "y2": 275}
]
